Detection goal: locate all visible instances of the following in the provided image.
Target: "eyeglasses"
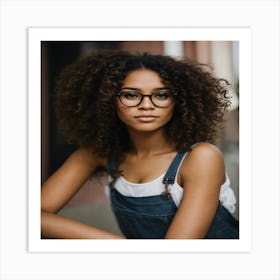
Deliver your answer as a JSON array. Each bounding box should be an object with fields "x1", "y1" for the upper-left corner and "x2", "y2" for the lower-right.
[{"x1": 117, "y1": 89, "x2": 177, "y2": 108}]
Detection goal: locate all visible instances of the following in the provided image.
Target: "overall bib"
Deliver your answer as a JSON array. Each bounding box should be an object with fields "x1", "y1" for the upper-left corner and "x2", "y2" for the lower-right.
[{"x1": 108, "y1": 152, "x2": 239, "y2": 239}]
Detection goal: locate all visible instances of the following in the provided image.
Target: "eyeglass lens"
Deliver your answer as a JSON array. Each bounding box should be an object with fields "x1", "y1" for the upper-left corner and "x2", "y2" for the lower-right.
[{"x1": 119, "y1": 90, "x2": 175, "y2": 107}]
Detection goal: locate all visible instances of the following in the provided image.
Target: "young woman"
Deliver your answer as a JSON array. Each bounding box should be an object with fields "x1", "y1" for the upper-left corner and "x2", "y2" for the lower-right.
[{"x1": 41, "y1": 51, "x2": 239, "y2": 239}]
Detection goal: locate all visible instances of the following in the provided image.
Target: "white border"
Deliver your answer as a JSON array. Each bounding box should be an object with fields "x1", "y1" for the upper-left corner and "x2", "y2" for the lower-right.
[
  {"x1": 28, "y1": 27, "x2": 252, "y2": 253},
  {"x1": 1, "y1": 1, "x2": 279, "y2": 279}
]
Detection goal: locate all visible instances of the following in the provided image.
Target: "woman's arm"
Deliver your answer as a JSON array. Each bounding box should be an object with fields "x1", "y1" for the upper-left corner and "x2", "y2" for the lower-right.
[
  {"x1": 41, "y1": 147, "x2": 125, "y2": 239},
  {"x1": 165, "y1": 143, "x2": 225, "y2": 239},
  {"x1": 41, "y1": 212, "x2": 124, "y2": 239}
]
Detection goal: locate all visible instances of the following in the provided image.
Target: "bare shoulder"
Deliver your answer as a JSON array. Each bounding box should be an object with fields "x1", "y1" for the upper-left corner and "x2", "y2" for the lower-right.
[
  {"x1": 166, "y1": 143, "x2": 226, "y2": 238},
  {"x1": 179, "y1": 142, "x2": 225, "y2": 185},
  {"x1": 41, "y1": 147, "x2": 107, "y2": 213},
  {"x1": 188, "y1": 142, "x2": 224, "y2": 162},
  {"x1": 70, "y1": 146, "x2": 107, "y2": 169}
]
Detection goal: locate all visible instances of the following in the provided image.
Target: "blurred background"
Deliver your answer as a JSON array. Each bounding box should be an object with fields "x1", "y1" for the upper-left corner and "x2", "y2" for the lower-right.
[{"x1": 41, "y1": 41, "x2": 239, "y2": 236}]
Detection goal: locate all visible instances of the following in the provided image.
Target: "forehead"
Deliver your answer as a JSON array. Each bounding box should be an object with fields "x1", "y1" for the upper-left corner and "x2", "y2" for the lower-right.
[{"x1": 122, "y1": 69, "x2": 165, "y2": 89}]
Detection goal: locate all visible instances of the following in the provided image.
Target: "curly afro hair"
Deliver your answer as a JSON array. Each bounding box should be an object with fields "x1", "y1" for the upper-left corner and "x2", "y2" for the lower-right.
[{"x1": 54, "y1": 50, "x2": 231, "y2": 164}]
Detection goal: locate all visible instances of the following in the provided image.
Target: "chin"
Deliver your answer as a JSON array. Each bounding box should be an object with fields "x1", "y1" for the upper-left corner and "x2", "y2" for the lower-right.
[{"x1": 129, "y1": 123, "x2": 166, "y2": 133}]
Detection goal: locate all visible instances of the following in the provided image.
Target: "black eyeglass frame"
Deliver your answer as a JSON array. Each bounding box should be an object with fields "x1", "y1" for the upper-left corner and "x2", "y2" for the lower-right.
[{"x1": 116, "y1": 92, "x2": 178, "y2": 108}]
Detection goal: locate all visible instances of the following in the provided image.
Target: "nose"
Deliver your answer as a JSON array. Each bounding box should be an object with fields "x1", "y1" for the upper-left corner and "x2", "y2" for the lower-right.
[{"x1": 138, "y1": 95, "x2": 154, "y2": 109}]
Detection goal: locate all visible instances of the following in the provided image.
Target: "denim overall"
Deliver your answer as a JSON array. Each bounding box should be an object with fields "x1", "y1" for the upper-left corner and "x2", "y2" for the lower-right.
[{"x1": 108, "y1": 152, "x2": 239, "y2": 239}]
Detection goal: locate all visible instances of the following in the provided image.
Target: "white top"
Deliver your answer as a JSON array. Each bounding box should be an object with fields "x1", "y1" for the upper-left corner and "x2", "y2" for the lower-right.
[{"x1": 105, "y1": 153, "x2": 237, "y2": 214}]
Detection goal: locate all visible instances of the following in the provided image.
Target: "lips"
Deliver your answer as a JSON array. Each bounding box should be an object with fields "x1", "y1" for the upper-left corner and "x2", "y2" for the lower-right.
[{"x1": 135, "y1": 115, "x2": 158, "y2": 122}]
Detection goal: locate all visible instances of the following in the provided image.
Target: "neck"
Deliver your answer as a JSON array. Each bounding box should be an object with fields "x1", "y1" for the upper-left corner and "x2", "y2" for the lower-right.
[{"x1": 127, "y1": 129, "x2": 176, "y2": 157}]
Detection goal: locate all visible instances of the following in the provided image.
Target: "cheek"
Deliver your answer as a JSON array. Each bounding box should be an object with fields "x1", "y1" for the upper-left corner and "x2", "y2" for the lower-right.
[
  {"x1": 163, "y1": 106, "x2": 175, "y2": 121},
  {"x1": 115, "y1": 101, "x2": 175, "y2": 126},
  {"x1": 115, "y1": 103, "x2": 133, "y2": 124}
]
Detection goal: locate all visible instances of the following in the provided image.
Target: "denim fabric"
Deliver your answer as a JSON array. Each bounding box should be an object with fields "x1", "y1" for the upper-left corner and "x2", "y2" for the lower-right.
[
  {"x1": 108, "y1": 152, "x2": 239, "y2": 239},
  {"x1": 205, "y1": 202, "x2": 239, "y2": 239},
  {"x1": 111, "y1": 189, "x2": 177, "y2": 239}
]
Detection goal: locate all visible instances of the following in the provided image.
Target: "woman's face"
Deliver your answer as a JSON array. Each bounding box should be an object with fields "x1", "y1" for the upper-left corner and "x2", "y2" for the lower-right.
[{"x1": 115, "y1": 69, "x2": 175, "y2": 133}]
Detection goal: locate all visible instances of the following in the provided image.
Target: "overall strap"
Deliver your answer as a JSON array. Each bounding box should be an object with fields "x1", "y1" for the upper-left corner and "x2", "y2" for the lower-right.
[
  {"x1": 163, "y1": 152, "x2": 187, "y2": 185},
  {"x1": 107, "y1": 156, "x2": 116, "y2": 174}
]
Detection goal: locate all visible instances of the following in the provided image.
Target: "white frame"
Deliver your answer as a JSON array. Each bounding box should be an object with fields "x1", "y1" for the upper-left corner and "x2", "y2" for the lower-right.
[{"x1": 28, "y1": 27, "x2": 252, "y2": 253}]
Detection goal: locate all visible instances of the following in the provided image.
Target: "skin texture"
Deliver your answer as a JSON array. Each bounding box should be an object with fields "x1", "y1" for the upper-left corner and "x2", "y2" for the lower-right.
[
  {"x1": 115, "y1": 70, "x2": 178, "y2": 184},
  {"x1": 116, "y1": 69, "x2": 175, "y2": 134},
  {"x1": 41, "y1": 148, "x2": 124, "y2": 239},
  {"x1": 165, "y1": 143, "x2": 225, "y2": 238},
  {"x1": 42, "y1": 54, "x2": 229, "y2": 239}
]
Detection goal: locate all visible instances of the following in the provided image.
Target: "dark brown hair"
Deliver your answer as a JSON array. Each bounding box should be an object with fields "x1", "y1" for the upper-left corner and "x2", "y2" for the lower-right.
[{"x1": 55, "y1": 50, "x2": 231, "y2": 167}]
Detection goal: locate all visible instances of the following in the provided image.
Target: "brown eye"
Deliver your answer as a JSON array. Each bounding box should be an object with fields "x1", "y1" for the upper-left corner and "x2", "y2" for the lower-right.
[
  {"x1": 121, "y1": 92, "x2": 140, "y2": 100},
  {"x1": 153, "y1": 93, "x2": 170, "y2": 100},
  {"x1": 153, "y1": 90, "x2": 171, "y2": 100}
]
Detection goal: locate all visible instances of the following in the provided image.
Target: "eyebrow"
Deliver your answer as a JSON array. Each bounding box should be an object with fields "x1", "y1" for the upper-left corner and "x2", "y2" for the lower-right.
[{"x1": 121, "y1": 87, "x2": 169, "y2": 91}]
